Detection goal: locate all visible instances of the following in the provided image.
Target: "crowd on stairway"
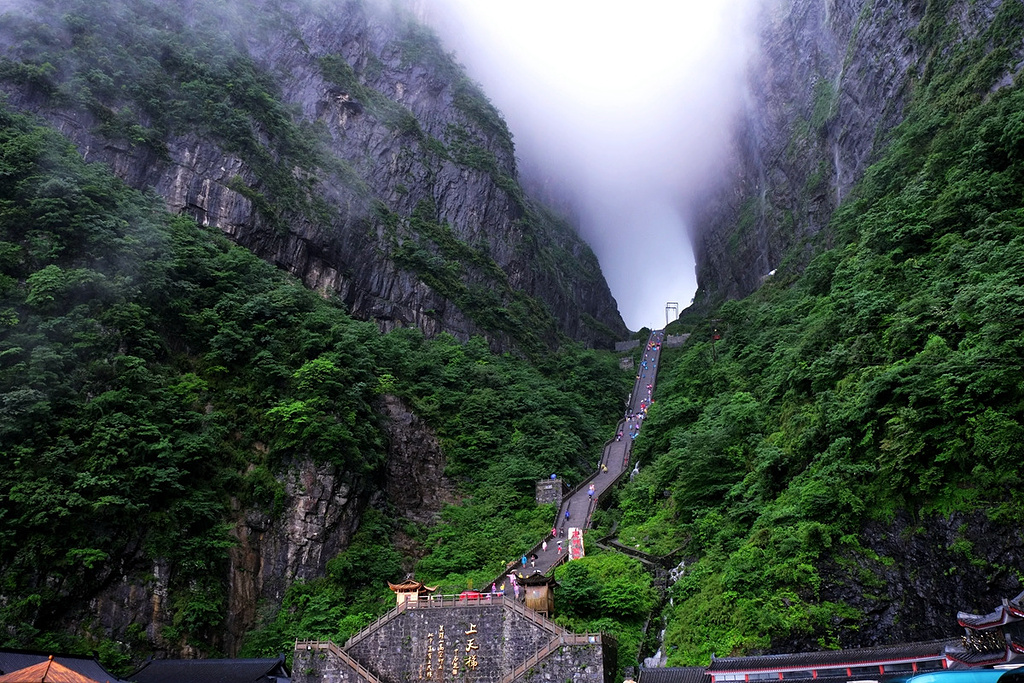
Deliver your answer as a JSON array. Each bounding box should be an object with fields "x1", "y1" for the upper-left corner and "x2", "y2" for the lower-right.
[{"x1": 492, "y1": 330, "x2": 666, "y2": 590}]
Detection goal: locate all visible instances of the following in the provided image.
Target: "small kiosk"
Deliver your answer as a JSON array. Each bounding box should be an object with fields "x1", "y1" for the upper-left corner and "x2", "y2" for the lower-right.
[
  {"x1": 388, "y1": 579, "x2": 438, "y2": 607},
  {"x1": 519, "y1": 573, "x2": 556, "y2": 618}
]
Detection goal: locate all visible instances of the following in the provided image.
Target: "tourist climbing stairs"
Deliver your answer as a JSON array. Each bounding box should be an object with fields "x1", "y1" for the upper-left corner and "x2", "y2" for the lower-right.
[
  {"x1": 293, "y1": 332, "x2": 664, "y2": 683},
  {"x1": 493, "y1": 330, "x2": 665, "y2": 586}
]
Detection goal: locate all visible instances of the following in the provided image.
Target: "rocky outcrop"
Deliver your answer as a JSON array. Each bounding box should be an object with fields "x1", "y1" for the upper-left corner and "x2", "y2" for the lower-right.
[
  {"x1": 220, "y1": 395, "x2": 457, "y2": 655},
  {"x1": 0, "y1": 0, "x2": 627, "y2": 350},
  {"x1": 690, "y1": 0, "x2": 1016, "y2": 303},
  {"x1": 66, "y1": 396, "x2": 457, "y2": 657},
  {"x1": 226, "y1": 458, "x2": 367, "y2": 655},
  {"x1": 380, "y1": 394, "x2": 459, "y2": 527},
  {"x1": 812, "y1": 511, "x2": 1024, "y2": 651}
]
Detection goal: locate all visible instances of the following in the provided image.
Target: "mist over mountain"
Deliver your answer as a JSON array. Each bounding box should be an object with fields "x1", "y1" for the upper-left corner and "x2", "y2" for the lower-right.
[
  {"x1": 0, "y1": 0, "x2": 627, "y2": 353},
  {"x1": 2, "y1": 0, "x2": 1024, "y2": 674},
  {"x1": 420, "y1": 0, "x2": 757, "y2": 329}
]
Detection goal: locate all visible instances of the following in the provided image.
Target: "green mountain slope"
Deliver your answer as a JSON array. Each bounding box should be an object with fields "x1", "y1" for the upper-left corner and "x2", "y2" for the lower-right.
[
  {"x1": 0, "y1": 104, "x2": 629, "y2": 666},
  {"x1": 616, "y1": 1, "x2": 1024, "y2": 662},
  {"x1": 0, "y1": 0, "x2": 627, "y2": 354}
]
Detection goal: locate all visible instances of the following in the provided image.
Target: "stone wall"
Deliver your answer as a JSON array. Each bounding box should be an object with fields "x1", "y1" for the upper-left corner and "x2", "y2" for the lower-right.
[
  {"x1": 295, "y1": 601, "x2": 609, "y2": 683},
  {"x1": 519, "y1": 641, "x2": 605, "y2": 683},
  {"x1": 663, "y1": 334, "x2": 690, "y2": 348},
  {"x1": 535, "y1": 480, "x2": 564, "y2": 507},
  {"x1": 293, "y1": 647, "x2": 366, "y2": 683},
  {"x1": 348, "y1": 602, "x2": 548, "y2": 683}
]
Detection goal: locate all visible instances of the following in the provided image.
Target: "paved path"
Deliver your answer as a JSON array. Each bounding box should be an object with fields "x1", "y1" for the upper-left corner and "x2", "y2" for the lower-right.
[{"x1": 498, "y1": 330, "x2": 665, "y2": 586}]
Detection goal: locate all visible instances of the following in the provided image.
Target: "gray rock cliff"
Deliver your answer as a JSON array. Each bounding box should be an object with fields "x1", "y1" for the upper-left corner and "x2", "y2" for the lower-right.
[
  {"x1": 690, "y1": 0, "x2": 1016, "y2": 303},
  {"x1": 0, "y1": 0, "x2": 627, "y2": 351}
]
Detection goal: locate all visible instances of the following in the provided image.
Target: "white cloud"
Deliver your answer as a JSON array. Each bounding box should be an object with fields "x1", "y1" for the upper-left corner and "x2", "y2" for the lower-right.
[{"x1": 426, "y1": 0, "x2": 758, "y2": 330}]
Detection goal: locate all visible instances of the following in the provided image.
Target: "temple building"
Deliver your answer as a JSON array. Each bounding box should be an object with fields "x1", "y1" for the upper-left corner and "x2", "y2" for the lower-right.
[
  {"x1": 946, "y1": 589, "x2": 1024, "y2": 667},
  {"x1": 388, "y1": 579, "x2": 439, "y2": 606}
]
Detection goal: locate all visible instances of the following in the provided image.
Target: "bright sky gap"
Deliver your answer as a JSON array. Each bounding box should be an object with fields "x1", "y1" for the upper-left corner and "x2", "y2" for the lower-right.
[{"x1": 423, "y1": 0, "x2": 757, "y2": 330}]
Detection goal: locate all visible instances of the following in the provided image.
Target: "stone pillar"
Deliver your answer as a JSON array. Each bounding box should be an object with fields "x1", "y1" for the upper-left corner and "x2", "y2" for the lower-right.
[{"x1": 535, "y1": 479, "x2": 564, "y2": 507}]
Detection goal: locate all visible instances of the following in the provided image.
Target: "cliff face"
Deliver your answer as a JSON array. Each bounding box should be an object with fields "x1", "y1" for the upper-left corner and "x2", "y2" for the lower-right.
[
  {"x1": 218, "y1": 395, "x2": 454, "y2": 655},
  {"x1": 0, "y1": 0, "x2": 625, "y2": 653},
  {"x1": 819, "y1": 511, "x2": 1024, "y2": 649},
  {"x1": 74, "y1": 394, "x2": 450, "y2": 656},
  {"x1": 690, "y1": 0, "x2": 1011, "y2": 302},
  {"x1": 0, "y1": 0, "x2": 627, "y2": 351},
  {"x1": 678, "y1": 0, "x2": 1024, "y2": 654}
]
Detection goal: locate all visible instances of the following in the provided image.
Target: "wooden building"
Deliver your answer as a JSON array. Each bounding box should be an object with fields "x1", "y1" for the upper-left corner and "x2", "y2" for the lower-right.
[
  {"x1": 520, "y1": 572, "x2": 556, "y2": 617},
  {"x1": 388, "y1": 579, "x2": 438, "y2": 606},
  {"x1": 947, "y1": 589, "x2": 1024, "y2": 666}
]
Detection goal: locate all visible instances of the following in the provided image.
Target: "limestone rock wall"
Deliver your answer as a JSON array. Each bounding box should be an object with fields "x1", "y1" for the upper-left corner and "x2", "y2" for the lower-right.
[
  {"x1": 0, "y1": 0, "x2": 627, "y2": 350},
  {"x1": 816, "y1": 511, "x2": 1024, "y2": 650},
  {"x1": 690, "y1": 0, "x2": 1014, "y2": 303}
]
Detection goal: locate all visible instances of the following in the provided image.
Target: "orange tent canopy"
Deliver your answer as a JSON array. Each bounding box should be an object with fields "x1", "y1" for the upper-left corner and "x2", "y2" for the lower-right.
[{"x1": 0, "y1": 656, "x2": 105, "y2": 683}]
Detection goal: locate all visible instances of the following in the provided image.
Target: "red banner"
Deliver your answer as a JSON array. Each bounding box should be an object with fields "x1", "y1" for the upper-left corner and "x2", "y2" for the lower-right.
[{"x1": 568, "y1": 527, "x2": 585, "y2": 560}]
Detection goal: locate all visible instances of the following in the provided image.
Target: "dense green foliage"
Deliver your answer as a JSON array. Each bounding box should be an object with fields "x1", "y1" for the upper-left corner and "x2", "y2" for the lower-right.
[
  {"x1": 11, "y1": 0, "x2": 1024, "y2": 674},
  {"x1": 0, "y1": 105, "x2": 628, "y2": 668},
  {"x1": 617, "y1": 1, "x2": 1024, "y2": 664},
  {"x1": 553, "y1": 552, "x2": 659, "y2": 668},
  {"x1": 0, "y1": 104, "x2": 387, "y2": 654},
  {"x1": 0, "y1": 0, "x2": 616, "y2": 357}
]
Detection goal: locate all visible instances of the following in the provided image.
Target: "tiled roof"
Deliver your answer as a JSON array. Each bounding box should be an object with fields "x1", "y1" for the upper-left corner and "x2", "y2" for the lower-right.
[
  {"x1": 638, "y1": 666, "x2": 710, "y2": 683},
  {"x1": 944, "y1": 648, "x2": 1011, "y2": 667},
  {"x1": 0, "y1": 651, "x2": 125, "y2": 683},
  {"x1": 958, "y1": 608, "x2": 1013, "y2": 629},
  {"x1": 128, "y1": 657, "x2": 289, "y2": 683},
  {"x1": 387, "y1": 581, "x2": 437, "y2": 592},
  {"x1": 959, "y1": 590, "x2": 1024, "y2": 628},
  {"x1": 707, "y1": 640, "x2": 952, "y2": 672},
  {"x1": 0, "y1": 658, "x2": 102, "y2": 683}
]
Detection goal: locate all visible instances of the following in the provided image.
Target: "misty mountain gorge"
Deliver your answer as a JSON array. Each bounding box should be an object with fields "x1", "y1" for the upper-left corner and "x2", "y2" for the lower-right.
[{"x1": 1, "y1": 0, "x2": 1023, "y2": 677}]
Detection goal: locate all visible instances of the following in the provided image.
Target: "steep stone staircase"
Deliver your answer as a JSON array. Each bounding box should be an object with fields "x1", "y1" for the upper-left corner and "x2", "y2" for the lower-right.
[
  {"x1": 293, "y1": 333, "x2": 665, "y2": 683},
  {"x1": 491, "y1": 329, "x2": 665, "y2": 586},
  {"x1": 295, "y1": 594, "x2": 605, "y2": 683},
  {"x1": 297, "y1": 640, "x2": 383, "y2": 683}
]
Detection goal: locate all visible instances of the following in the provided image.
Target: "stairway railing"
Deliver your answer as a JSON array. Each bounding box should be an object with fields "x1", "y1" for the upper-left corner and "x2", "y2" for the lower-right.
[
  {"x1": 500, "y1": 592, "x2": 569, "y2": 637},
  {"x1": 295, "y1": 640, "x2": 383, "y2": 683},
  {"x1": 344, "y1": 599, "x2": 407, "y2": 649},
  {"x1": 343, "y1": 594, "x2": 568, "y2": 651},
  {"x1": 498, "y1": 633, "x2": 603, "y2": 683}
]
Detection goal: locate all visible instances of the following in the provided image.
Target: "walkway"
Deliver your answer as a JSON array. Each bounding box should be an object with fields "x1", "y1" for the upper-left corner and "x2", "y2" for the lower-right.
[{"x1": 499, "y1": 329, "x2": 665, "y2": 584}]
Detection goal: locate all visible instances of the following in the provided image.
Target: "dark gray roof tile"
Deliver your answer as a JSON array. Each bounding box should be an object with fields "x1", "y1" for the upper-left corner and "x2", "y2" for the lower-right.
[
  {"x1": 707, "y1": 641, "x2": 953, "y2": 672},
  {"x1": 128, "y1": 657, "x2": 289, "y2": 683}
]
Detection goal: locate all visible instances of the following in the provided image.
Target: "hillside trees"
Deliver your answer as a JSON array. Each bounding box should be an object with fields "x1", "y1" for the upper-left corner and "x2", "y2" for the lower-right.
[
  {"x1": 618, "y1": 6, "x2": 1024, "y2": 664},
  {"x1": 0, "y1": 106, "x2": 628, "y2": 665}
]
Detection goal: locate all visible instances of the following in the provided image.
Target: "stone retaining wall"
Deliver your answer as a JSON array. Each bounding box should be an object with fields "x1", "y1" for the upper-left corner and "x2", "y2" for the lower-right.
[{"x1": 294, "y1": 601, "x2": 608, "y2": 683}]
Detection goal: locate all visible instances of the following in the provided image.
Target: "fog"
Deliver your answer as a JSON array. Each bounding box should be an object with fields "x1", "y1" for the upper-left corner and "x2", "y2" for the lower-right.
[{"x1": 422, "y1": 0, "x2": 758, "y2": 330}]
